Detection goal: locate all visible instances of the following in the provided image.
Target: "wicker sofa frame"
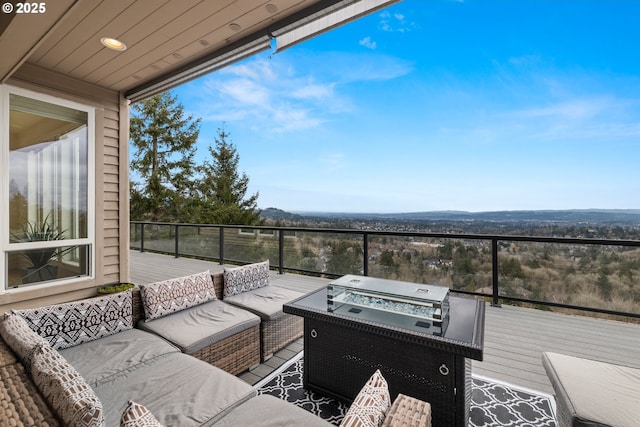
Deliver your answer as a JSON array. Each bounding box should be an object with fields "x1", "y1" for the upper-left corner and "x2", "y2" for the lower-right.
[
  {"x1": 0, "y1": 338, "x2": 60, "y2": 427},
  {"x1": 261, "y1": 313, "x2": 303, "y2": 361}
]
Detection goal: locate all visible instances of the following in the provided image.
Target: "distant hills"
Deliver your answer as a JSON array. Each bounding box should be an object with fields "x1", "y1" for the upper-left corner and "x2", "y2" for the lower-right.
[
  {"x1": 261, "y1": 208, "x2": 640, "y2": 225},
  {"x1": 260, "y1": 208, "x2": 304, "y2": 221}
]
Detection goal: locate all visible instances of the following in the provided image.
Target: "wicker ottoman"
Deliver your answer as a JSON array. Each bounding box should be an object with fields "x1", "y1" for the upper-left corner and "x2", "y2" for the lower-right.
[{"x1": 542, "y1": 352, "x2": 640, "y2": 427}]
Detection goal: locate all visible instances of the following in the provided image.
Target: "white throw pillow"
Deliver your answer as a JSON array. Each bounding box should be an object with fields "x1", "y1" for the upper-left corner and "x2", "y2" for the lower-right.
[
  {"x1": 223, "y1": 260, "x2": 270, "y2": 298},
  {"x1": 139, "y1": 270, "x2": 216, "y2": 321}
]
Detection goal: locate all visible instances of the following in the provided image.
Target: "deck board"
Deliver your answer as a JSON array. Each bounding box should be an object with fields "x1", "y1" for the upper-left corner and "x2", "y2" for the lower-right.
[{"x1": 129, "y1": 250, "x2": 640, "y2": 395}]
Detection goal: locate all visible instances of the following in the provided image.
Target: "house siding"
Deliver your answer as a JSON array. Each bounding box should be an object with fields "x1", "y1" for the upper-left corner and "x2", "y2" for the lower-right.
[{"x1": 0, "y1": 63, "x2": 129, "y2": 313}]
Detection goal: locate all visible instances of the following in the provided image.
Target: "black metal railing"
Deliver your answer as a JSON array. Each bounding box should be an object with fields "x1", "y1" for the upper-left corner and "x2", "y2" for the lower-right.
[{"x1": 130, "y1": 221, "x2": 640, "y2": 320}]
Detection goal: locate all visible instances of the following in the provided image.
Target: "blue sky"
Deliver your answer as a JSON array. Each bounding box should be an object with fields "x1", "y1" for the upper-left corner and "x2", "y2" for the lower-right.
[{"x1": 171, "y1": 0, "x2": 640, "y2": 213}]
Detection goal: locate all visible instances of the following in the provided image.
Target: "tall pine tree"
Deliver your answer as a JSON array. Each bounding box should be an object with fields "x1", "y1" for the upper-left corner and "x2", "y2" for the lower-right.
[
  {"x1": 130, "y1": 92, "x2": 200, "y2": 221},
  {"x1": 196, "y1": 128, "x2": 263, "y2": 225}
]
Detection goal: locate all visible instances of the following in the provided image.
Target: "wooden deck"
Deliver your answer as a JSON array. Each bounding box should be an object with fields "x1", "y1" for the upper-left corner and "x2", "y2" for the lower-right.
[{"x1": 129, "y1": 250, "x2": 640, "y2": 395}]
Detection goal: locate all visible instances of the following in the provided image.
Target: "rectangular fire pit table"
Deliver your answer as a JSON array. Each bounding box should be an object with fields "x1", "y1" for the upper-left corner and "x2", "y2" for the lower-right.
[{"x1": 283, "y1": 275, "x2": 485, "y2": 427}]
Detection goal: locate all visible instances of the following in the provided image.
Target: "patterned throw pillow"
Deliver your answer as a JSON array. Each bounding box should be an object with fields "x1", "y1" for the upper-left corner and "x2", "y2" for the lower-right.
[
  {"x1": 120, "y1": 400, "x2": 164, "y2": 427},
  {"x1": 139, "y1": 270, "x2": 216, "y2": 321},
  {"x1": 340, "y1": 370, "x2": 391, "y2": 427},
  {"x1": 0, "y1": 313, "x2": 48, "y2": 369},
  {"x1": 15, "y1": 291, "x2": 133, "y2": 350},
  {"x1": 223, "y1": 260, "x2": 270, "y2": 298},
  {"x1": 31, "y1": 343, "x2": 105, "y2": 427}
]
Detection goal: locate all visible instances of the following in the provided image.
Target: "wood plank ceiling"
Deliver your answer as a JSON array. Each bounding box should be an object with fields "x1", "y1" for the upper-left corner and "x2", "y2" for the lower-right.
[{"x1": 0, "y1": 0, "x2": 338, "y2": 98}]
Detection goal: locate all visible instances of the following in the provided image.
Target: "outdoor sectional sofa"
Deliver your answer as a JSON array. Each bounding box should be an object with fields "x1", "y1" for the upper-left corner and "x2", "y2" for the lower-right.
[{"x1": 0, "y1": 263, "x2": 433, "y2": 426}]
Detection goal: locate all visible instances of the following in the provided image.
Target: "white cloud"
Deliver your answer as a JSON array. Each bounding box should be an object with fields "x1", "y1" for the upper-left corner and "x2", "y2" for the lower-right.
[
  {"x1": 291, "y1": 83, "x2": 335, "y2": 100},
  {"x1": 319, "y1": 153, "x2": 347, "y2": 170},
  {"x1": 507, "y1": 96, "x2": 640, "y2": 139},
  {"x1": 515, "y1": 99, "x2": 607, "y2": 121},
  {"x1": 319, "y1": 52, "x2": 413, "y2": 82},
  {"x1": 379, "y1": 11, "x2": 414, "y2": 32},
  {"x1": 214, "y1": 78, "x2": 270, "y2": 106},
  {"x1": 189, "y1": 50, "x2": 410, "y2": 134},
  {"x1": 359, "y1": 36, "x2": 376, "y2": 49}
]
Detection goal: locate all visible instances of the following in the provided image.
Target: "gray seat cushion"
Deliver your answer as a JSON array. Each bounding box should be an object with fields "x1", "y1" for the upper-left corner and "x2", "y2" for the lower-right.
[
  {"x1": 213, "y1": 395, "x2": 333, "y2": 427},
  {"x1": 94, "y1": 352, "x2": 255, "y2": 427},
  {"x1": 138, "y1": 299, "x2": 260, "y2": 354},
  {"x1": 60, "y1": 328, "x2": 179, "y2": 387},
  {"x1": 542, "y1": 352, "x2": 640, "y2": 427},
  {"x1": 224, "y1": 286, "x2": 304, "y2": 321}
]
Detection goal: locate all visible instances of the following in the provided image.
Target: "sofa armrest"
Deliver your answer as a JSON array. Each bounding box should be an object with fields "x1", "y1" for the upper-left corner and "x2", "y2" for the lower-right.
[
  {"x1": 381, "y1": 393, "x2": 432, "y2": 427},
  {"x1": 0, "y1": 336, "x2": 18, "y2": 368},
  {"x1": 0, "y1": 362, "x2": 60, "y2": 426}
]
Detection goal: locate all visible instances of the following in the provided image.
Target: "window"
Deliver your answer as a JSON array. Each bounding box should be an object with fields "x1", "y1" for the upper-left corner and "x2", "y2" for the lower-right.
[{"x1": 2, "y1": 87, "x2": 94, "y2": 290}]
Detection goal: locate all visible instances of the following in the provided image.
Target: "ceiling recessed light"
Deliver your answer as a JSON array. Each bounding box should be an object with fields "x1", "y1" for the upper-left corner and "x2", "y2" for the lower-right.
[
  {"x1": 100, "y1": 37, "x2": 127, "y2": 51},
  {"x1": 265, "y1": 4, "x2": 278, "y2": 13},
  {"x1": 229, "y1": 23, "x2": 241, "y2": 32}
]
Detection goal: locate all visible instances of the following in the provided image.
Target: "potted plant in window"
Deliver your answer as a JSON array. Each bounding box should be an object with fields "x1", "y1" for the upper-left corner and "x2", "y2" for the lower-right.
[{"x1": 12, "y1": 214, "x2": 71, "y2": 284}]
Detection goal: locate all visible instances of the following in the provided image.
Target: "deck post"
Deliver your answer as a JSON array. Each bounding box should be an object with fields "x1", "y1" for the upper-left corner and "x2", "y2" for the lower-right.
[
  {"x1": 363, "y1": 232, "x2": 369, "y2": 276},
  {"x1": 279, "y1": 230, "x2": 284, "y2": 274},
  {"x1": 219, "y1": 226, "x2": 224, "y2": 265},
  {"x1": 140, "y1": 223, "x2": 145, "y2": 253},
  {"x1": 491, "y1": 238, "x2": 501, "y2": 307}
]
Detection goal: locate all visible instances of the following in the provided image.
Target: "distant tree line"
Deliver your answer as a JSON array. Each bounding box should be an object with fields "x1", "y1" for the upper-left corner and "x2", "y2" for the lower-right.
[{"x1": 129, "y1": 92, "x2": 263, "y2": 225}]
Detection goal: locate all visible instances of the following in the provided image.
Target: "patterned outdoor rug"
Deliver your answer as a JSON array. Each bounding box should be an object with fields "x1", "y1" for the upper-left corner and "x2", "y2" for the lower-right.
[{"x1": 256, "y1": 353, "x2": 557, "y2": 427}]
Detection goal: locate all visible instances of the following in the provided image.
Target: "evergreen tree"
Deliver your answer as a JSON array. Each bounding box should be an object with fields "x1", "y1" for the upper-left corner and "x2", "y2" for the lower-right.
[
  {"x1": 326, "y1": 240, "x2": 362, "y2": 275},
  {"x1": 129, "y1": 92, "x2": 200, "y2": 221},
  {"x1": 195, "y1": 128, "x2": 263, "y2": 225}
]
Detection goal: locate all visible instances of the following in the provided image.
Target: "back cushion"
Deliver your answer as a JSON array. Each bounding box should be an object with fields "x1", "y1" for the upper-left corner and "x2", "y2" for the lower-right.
[
  {"x1": 139, "y1": 270, "x2": 217, "y2": 321},
  {"x1": 31, "y1": 343, "x2": 105, "y2": 427},
  {"x1": 15, "y1": 291, "x2": 133, "y2": 350},
  {"x1": 223, "y1": 260, "x2": 270, "y2": 298}
]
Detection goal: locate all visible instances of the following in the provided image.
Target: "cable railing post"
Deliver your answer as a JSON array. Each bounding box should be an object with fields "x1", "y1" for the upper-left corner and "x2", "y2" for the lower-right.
[
  {"x1": 174, "y1": 225, "x2": 179, "y2": 258},
  {"x1": 140, "y1": 223, "x2": 145, "y2": 253},
  {"x1": 363, "y1": 232, "x2": 369, "y2": 276},
  {"x1": 492, "y1": 238, "x2": 501, "y2": 307},
  {"x1": 218, "y1": 226, "x2": 225, "y2": 265},
  {"x1": 279, "y1": 228, "x2": 284, "y2": 275}
]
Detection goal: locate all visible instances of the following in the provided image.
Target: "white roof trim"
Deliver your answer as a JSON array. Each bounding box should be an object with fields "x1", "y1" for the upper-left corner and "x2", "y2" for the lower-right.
[{"x1": 274, "y1": 0, "x2": 400, "y2": 52}]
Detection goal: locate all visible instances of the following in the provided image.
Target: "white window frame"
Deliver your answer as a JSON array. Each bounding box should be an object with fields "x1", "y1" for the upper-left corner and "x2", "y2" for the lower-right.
[{"x1": 0, "y1": 85, "x2": 95, "y2": 293}]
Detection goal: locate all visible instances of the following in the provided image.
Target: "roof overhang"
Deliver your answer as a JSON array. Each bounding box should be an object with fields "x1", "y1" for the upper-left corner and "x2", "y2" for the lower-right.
[{"x1": 0, "y1": 0, "x2": 399, "y2": 102}]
